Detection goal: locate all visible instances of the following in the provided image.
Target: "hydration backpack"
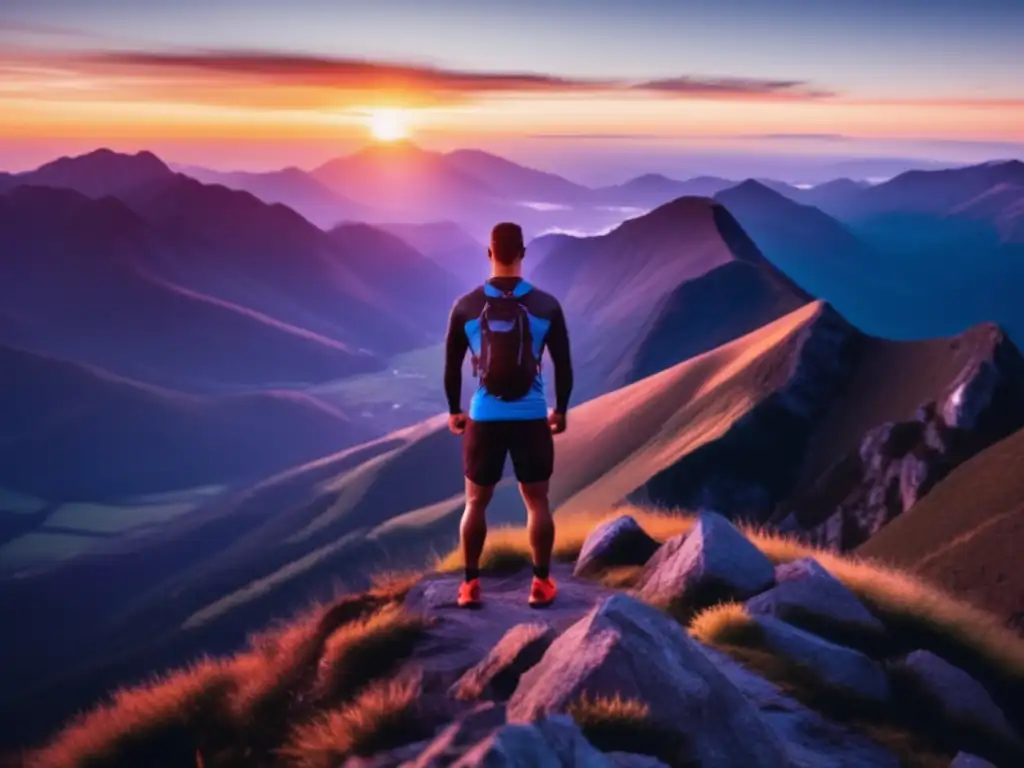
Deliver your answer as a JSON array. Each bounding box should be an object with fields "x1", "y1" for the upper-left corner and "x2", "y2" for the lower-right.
[{"x1": 474, "y1": 288, "x2": 539, "y2": 401}]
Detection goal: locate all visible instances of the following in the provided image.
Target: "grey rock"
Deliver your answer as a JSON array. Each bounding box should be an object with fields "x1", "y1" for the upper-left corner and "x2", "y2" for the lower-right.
[
  {"x1": 451, "y1": 715, "x2": 612, "y2": 767},
  {"x1": 745, "y1": 558, "x2": 886, "y2": 644},
  {"x1": 407, "y1": 702, "x2": 508, "y2": 767},
  {"x1": 899, "y1": 650, "x2": 1019, "y2": 744},
  {"x1": 637, "y1": 511, "x2": 775, "y2": 615},
  {"x1": 451, "y1": 622, "x2": 557, "y2": 701},
  {"x1": 752, "y1": 615, "x2": 890, "y2": 702},
  {"x1": 507, "y1": 593, "x2": 788, "y2": 767},
  {"x1": 949, "y1": 753, "x2": 997, "y2": 768},
  {"x1": 702, "y1": 644, "x2": 899, "y2": 767},
  {"x1": 572, "y1": 516, "x2": 660, "y2": 579}
]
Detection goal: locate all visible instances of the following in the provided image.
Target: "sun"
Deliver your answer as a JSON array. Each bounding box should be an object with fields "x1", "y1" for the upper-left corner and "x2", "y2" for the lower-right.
[{"x1": 368, "y1": 109, "x2": 409, "y2": 142}]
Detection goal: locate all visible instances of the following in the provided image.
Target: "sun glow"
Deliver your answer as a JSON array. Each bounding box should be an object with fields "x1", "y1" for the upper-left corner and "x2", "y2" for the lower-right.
[{"x1": 368, "y1": 109, "x2": 409, "y2": 142}]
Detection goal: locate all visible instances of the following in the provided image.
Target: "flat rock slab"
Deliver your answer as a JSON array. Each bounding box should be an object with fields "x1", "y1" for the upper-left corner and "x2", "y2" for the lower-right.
[
  {"x1": 404, "y1": 564, "x2": 617, "y2": 693},
  {"x1": 452, "y1": 622, "x2": 557, "y2": 702}
]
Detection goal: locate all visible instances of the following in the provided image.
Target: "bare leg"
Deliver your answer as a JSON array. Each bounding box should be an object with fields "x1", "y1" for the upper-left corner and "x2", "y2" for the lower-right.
[
  {"x1": 520, "y1": 481, "x2": 554, "y2": 574},
  {"x1": 461, "y1": 478, "x2": 494, "y2": 576}
]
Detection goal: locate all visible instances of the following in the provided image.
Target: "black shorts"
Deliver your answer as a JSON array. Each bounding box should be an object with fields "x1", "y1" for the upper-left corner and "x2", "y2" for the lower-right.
[{"x1": 463, "y1": 418, "x2": 554, "y2": 487}]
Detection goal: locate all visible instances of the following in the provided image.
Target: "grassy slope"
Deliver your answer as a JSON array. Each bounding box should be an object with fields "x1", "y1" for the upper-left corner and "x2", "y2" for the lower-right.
[{"x1": 858, "y1": 424, "x2": 1024, "y2": 623}]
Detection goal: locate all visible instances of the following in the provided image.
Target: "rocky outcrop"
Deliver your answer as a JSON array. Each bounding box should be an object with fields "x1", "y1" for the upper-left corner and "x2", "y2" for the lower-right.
[
  {"x1": 745, "y1": 558, "x2": 886, "y2": 647},
  {"x1": 628, "y1": 304, "x2": 860, "y2": 522},
  {"x1": 803, "y1": 326, "x2": 1024, "y2": 550},
  {"x1": 896, "y1": 650, "x2": 1020, "y2": 745},
  {"x1": 572, "y1": 516, "x2": 660, "y2": 579},
  {"x1": 451, "y1": 623, "x2": 557, "y2": 702},
  {"x1": 507, "y1": 594, "x2": 788, "y2": 767},
  {"x1": 751, "y1": 615, "x2": 890, "y2": 703},
  {"x1": 637, "y1": 511, "x2": 775, "y2": 616}
]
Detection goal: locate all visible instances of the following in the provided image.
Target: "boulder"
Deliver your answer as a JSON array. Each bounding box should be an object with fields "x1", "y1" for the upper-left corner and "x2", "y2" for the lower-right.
[
  {"x1": 751, "y1": 615, "x2": 890, "y2": 703},
  {"x1": 572, "y1": 516, "x2": 660, "y2": 579},
  {"x1": 507, "y1": 594, "x2": 788, "y2": 767},
  {"x1": 702, "y1": 645, "x2": 899, "y2": 767},
  {"x1": 745, "y1": 558, "x2": 886, "y2": 647},
  {"x1": 451, "y1": 622, "x2": 557, "y2": 701},
  {"x1": 949, "y1": 753, "x2": 997, "y2": 768},
  {"x1": 637, "y1": 511, "x2": 775, "y2": 616},
  {"x1": 450, "y1": 714, "x2": 613, "y2": 767},
  {"x1": 898, "y1": 650, "x2": 1019, "y2": 744}
]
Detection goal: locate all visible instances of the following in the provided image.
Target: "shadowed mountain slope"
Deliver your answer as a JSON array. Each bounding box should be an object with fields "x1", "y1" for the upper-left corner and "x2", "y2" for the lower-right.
[
  {"x1": 0, "y1": 345, "x2": 366, "y2": 500},
  {"x1": 0, "y1": 186, "x2": 380, "y2": 390},
  {"x1": 376, "y1": 221, "x2": 486, "y2": 284},
  {"x1": 530, "y1": 195, "x2": 812, "y2": 397},
  {"x1": 174, "y1": 164, "x2": 372, "y2": 228}
]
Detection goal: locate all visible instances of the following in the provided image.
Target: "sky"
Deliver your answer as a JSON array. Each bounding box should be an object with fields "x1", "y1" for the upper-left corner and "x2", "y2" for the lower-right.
[{"x1": 1, "y1": 0, "x2": 1022, "y2": 180}]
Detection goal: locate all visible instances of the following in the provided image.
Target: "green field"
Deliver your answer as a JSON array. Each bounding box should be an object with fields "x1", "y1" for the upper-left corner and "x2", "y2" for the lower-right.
[
  {"x1": 0, "y1": 485, "x2": 226, "y2": 572},
  {"x1": 0, "y1": 487, "x2": 47, "y2": 514}
]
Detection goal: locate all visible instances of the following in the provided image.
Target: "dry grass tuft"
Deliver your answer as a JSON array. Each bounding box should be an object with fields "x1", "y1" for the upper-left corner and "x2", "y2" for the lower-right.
[
  {"x1": 688, "y1": 602, "x2": 758, "y2": 646},
  {"x1": 30, "y1": 593, "x2": 430, "y2": 768},
  {"x1": 568, "y1": 694, "x2": 693, "y2": 767},
  {"x1": 280, "y1": 675, "x2": 432, "y2": 768},
  {"x1": 313, "y1": 605, "x2": 430, "y2": 708},
  {"x1": 27, "y1": 657, "x2": 237, "y2": 768}
]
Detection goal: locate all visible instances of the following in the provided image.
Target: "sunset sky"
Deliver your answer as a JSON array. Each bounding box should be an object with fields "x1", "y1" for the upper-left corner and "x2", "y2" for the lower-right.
[{"x1": 1, "y1": 0, "x2": 1022, "y2": 180}]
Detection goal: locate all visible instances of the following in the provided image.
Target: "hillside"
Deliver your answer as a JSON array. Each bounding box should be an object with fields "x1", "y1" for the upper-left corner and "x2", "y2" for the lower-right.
[
  {"x1": 378, "y1": 221, "x2": 488, "y2": 285},
  {"x1": 20, "y1": 509, "x2": 1024, "y2": 768},
  {"x1": 0, "y1": 344, "x2": 366, "y2": 502},
  {"x1": 1, "y1": 148, "x2": 173, "y2": 198},
  {"x1": 531, "y1": 195, "x2": 811, "y2": 396},
  {"x1": 312, "y1": 142, "x2": 498, "y2": 224},
  {"x1": 175, "y1": 164, "x2": 372, "y2": 229},
  {"x1": 591, "y1": 173, "x2": 735, "y2": 209},
  {"x1": 859, "y1": 424, "x2": 1024, "y2": 629},
  {"x1": 713, "y1": 180, "x2": 906, "y2": 337},
  {"x1": 444, "y1": 148, "x2": 591, "y2": 204},
  {"x1": 0, "y1": 186, "x2": 381, "y2": 390}
]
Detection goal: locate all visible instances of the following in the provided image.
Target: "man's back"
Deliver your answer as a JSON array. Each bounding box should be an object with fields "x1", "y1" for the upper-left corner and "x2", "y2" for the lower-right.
[{"x1": 445, "y1": 276, "x2": 572, "y2": 421}]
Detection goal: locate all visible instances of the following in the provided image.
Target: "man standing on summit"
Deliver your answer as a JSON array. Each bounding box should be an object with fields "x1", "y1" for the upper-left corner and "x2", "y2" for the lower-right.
[{"x1": 444, "y1": 222, "x2": 573, "y2": 609}]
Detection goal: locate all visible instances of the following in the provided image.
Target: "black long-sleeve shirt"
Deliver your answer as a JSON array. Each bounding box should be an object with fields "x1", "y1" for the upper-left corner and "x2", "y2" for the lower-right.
[{"x1": 444, "y1": 277, "x2": 573, "y2": 418}]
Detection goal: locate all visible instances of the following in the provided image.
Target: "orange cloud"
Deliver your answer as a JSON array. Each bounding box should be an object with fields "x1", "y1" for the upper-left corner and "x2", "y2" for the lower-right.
[{"x1": 29, "y1": 48, "x2": 836, "y2": 108}]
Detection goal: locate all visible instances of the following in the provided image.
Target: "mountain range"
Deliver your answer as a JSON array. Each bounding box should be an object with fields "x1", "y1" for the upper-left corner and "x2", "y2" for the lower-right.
[{"x1": 3, "y1": 145, "x2": 1024, "y2": 753}]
